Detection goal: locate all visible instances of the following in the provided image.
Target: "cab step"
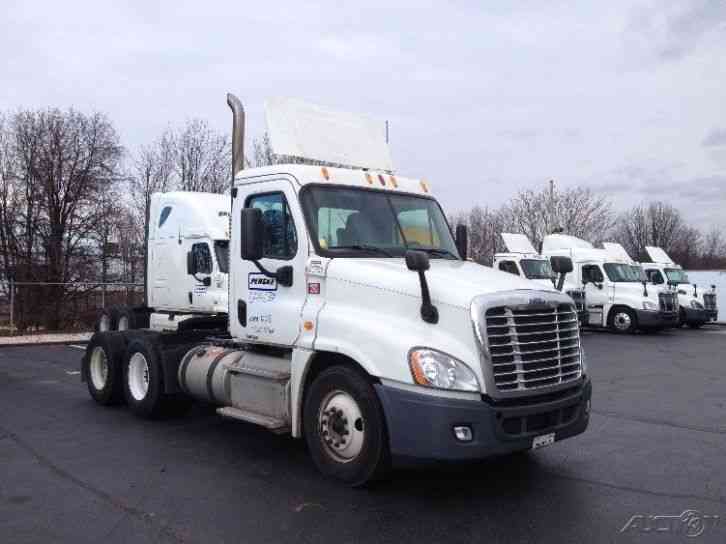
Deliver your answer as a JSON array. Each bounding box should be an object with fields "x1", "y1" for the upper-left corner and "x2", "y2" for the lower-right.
[{"x1": 217, "y1": 406, "x2": 290, "y2": 434}]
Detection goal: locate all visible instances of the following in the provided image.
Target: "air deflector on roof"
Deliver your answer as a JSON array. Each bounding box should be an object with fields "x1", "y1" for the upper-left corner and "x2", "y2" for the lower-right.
[{"x1": 265, "y1": 97, "x2": 394, "y2": 171}]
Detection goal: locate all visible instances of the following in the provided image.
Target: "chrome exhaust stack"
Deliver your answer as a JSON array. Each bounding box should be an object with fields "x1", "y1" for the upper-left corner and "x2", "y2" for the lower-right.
[{"x1": 226, "y1": 93, "x2": 245, "y2": 182}]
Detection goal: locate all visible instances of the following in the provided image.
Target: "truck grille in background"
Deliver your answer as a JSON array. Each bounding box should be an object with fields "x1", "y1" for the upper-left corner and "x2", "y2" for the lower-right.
[
  {"x1": 703, "y1": 293, "x2": 717, "y2": 310},
  {"x1": 566, "y1": 290, "x2": 586, "y2": 313},
  {"x1": 485, "y1": 304, "x2": 582, "y2": 392},
  {"x1": 659, "y1": 292, "x2": 677, "y2": 312}
]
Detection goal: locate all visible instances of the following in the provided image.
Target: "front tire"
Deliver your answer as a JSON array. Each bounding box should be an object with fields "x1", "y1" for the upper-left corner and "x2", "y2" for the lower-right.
[
  {"x1": 609, "y1": 307, "x2": 637, "y2": 334},
  {"x1": 303, "y1": 366, "x2": 390, "y2": 486}
]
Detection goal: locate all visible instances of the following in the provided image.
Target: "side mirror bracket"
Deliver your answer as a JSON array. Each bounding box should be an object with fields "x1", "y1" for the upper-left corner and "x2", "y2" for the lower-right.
[
  {"x1": 241, "y1": 207, "x2": 293, "y2": 287},
  {"x1": 455, "y1": 225, "x2": 468, "y2": 261},
  {"x1": 405, "y1": 250, "x2": 438, "y2": 324}
]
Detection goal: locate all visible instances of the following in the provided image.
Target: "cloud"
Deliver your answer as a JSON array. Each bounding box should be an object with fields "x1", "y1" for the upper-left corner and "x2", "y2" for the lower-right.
[{"x1": 702, "y1": 128, "x2": 726, "y2": 147}]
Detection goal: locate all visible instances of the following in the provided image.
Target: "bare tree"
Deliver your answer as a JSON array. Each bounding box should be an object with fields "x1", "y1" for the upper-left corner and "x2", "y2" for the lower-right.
[
  {"x1": 173, "y1": 119, "x2": 230, "y2": 193},
  {"x1": 615, "y1": 201, "x2": 687, "y2": 262},
  {"x1": 500, "y1": 184, "x2": 615, "y2": 251},
  {"x1": 450, "y1": 206, "x2": 511, "y2": 265}
]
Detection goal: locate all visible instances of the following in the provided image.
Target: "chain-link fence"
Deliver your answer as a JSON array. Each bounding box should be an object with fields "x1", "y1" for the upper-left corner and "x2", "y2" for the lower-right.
[{"x1": 0, "y1": 281, "x2": 143, "y2": 335}]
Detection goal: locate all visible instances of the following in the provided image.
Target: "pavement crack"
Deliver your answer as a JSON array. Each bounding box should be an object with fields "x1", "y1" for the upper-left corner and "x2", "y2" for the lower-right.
[
  {"x1": 591, "y1": 410, "x2": 726, "y2": 435},
  {"x1": 0, "y1": 424, "x2": 187, "y2": 543}
]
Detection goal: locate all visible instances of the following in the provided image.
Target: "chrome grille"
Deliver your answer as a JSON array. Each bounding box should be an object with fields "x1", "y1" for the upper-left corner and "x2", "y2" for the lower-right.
[
  {"x1": 485, "y1": 303, "x2": 582, "y2": 392},
  {"x1": 566, "y1": 289, "x2": 586, "y2": 313},
  {"x1": 703, "y1": 293, "x2": 717, "y2": 310},
  {"x1": 659, "y1": 292, "x2": 676, "y2": 312}
]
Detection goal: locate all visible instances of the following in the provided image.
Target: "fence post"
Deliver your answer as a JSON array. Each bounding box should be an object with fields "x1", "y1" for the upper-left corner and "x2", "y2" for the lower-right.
[
  {"x1": 101, "y1": 285, "x2": 105, "y2": 309},
  {"x1": 9, "y1": 279, "x2": 14, "y2": 333}
]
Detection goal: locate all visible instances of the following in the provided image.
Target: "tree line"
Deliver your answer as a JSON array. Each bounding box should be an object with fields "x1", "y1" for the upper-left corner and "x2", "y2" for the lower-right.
[
  {"x1": 450, "y1": 184, "x2": 726, "y2": 269},
  {"x1": 1, "y1": 106, "x2": 724, "y2": 330}
]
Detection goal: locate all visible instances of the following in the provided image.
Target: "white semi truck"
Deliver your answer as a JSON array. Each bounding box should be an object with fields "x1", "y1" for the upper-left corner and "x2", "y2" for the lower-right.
[
  {"x1": 542, "y1": 234, "x2": 678, "y2": 333},
  {"x1": 493, "y1": 233, "x2": 587, "y2": 326},
  {"x1": 96, "y1": 192, "x2": 230, "y2": 332},
  {"x1": 640, "y1": 246, "x2": 718, "y2": 327},
  {"x1": 82, "y1": 95, "x2": 591, "y2": 485}
]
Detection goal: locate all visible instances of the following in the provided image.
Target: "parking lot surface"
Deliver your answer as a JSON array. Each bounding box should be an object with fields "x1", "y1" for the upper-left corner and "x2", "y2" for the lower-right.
[{"x1": 1, "y1": 327, "x2": 725, "y2": 543}]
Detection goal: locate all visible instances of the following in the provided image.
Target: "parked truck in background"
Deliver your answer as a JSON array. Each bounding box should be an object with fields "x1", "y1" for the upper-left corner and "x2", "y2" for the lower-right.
[
  {"x1": 493, "y1": 233, "x2": 587, "y2": 326},
  {"x1": 96, "y1": 192, "x2": 230, "y2": 332},
  {"x1": 82, "y1": 94, "x2": 591, "y2": 485},
  {"x1": 640, "y1": 246, "x2": 718, "y2": 327},
  {"x1": 541, "y1": 234, "x2": 678, "y2": 333}
]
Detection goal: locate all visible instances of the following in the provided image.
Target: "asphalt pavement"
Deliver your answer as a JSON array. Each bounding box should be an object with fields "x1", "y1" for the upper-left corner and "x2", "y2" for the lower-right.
[{"x1": 1, "y1": 327, "x2": 725, "y2": 543}]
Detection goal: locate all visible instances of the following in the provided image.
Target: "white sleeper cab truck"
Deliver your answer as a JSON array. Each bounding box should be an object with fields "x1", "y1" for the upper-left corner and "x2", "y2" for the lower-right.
[
  {"x1": 493, "y1": 233, "x2": 587, "y2": 326},
  {"x1": 641, "y1": 246, "x2": 718, "y2": 327},
  {"x1": 96, "y1": 192, "x2": 230, "y2": 332},
  {"x1": 82, "y1": 95, "x2": 591, "y2": 485},
  {"x1": 542, "y1": 235, "x2": 678, "y2": 333}
]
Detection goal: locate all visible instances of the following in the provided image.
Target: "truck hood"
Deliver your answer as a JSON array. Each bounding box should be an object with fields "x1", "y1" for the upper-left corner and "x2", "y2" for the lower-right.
[
  {"x1": 325, "y1": 258, "x2": 556, "y2": 309},
  {"x1": 613, "y1": 282, "x2": 660, "y2": 304}
]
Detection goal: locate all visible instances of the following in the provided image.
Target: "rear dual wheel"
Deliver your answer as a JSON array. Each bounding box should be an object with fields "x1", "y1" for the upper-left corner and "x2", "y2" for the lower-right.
[{"x1": 85, "y1": 332, "x2": 126, "y2": 405}]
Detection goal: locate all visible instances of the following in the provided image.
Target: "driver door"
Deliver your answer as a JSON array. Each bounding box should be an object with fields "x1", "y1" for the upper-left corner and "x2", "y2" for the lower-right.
[
  {"x1": 581, "y1": 262, "x2": 608, "y2": 326},
  {"x1": 230, "y1": 179, "x2": 308, "y2": 346}
]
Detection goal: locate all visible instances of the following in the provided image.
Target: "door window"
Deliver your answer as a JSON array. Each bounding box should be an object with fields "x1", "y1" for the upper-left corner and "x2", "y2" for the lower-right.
[
  {"x1": 582, "y1": 264, "x2": 604, "y2": 283},
  {"x1": 498, "y1": 261, "x2": 520, "y2": 275},
  {"x1": 247, "y1": 192, "x2": 297, "y2": 260},
  {"x1": 645, "y1": 269, "x2": 664, "y2": 284},
  {"x1": 191, "y1": 243, "x2": 212, "y2": 274}
]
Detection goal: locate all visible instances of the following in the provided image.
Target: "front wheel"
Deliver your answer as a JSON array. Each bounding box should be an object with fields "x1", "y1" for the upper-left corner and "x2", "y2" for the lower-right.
[
  {"x1": 303, "y1": 366, "x2": 390, "y2": 486},
  {"x1": 609, "y1": 307, "x2": 637, "y2": 334}
]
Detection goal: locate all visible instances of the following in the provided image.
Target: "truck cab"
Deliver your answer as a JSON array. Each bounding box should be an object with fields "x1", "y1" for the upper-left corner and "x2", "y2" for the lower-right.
[
  {"x1": 640, "y1": 246, "x2": 718, "y2": 327},
  {"x1": 542, "y1": 235, "x2": 678, "y2": 333},
  {"x1": 493, "y1": 233, "x2": 587, "y2": 325},
  {"x1": 83, "y1": 95, "x2": 591, "y2": 485}
]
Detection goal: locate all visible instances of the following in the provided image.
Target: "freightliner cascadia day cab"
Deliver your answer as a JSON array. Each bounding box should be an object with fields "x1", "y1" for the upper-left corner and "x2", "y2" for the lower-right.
[
  {"x1": 82, "y1": 95, "x2": 591, "y2": 485},
  {"x1": 640, "y1": 246, "x2": 718, "y2": 327},
  {"x1": 493, "y1": 233, "x2": 587, "y2": 326},
  {"x1": 542, "y1": 234, "x2": 678, "y2": 333},
  {"x1": 96, "y1": 192, "x2": 230, "y2": 332}
]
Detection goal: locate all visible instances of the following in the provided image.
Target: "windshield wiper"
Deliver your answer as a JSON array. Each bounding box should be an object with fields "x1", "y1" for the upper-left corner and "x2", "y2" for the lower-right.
[
  {"x1": 333, "y1": 244, "x2": 394, "y2": 257},
  {"x1": 416, "y1": 247, "x2": 459, "y2": 260}
]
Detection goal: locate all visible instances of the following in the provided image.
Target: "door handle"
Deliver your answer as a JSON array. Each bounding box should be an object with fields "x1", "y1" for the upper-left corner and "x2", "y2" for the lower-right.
[{"x1": 237, "y1": 300, "x2": 247, "y2": 327}]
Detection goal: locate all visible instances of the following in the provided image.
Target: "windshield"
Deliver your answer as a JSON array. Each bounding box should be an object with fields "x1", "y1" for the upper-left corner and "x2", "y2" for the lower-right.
[
  {"x1": 630, "y1": 265, "x2": 647, "y2": 282},
  {"x1": 520, "y1": 259, "x2": 554, "y2": 280},
  {"x1": 603, "y1": 262, "x2": 643, "y2": 282},
  {"x1": 665, "y1": 268, "x2": 689, "y2": 284},
  {"x1": 214, "y1": 240, "x2": 229, "y2": 274},
  {"x1": 300, "y1": 186, "x2": 459, "y2": 258}
]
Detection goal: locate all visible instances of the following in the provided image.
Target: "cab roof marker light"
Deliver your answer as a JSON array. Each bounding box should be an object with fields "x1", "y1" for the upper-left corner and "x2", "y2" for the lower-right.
[
  {"x1": 365, "y1": 173, "x2": 374, "y2": 185},
  {"x1": 321, "y1": 167, "x2": 330, "y2": 181},
  {"x1": 420, "y1": 180, "x2": 429, "y2": 193},
  {"x1": 378, "y1": 174, "x2": 386, "y2": 187},
  {"x1": 389, "y1": 175, "x2": 398, "y2": 188}
]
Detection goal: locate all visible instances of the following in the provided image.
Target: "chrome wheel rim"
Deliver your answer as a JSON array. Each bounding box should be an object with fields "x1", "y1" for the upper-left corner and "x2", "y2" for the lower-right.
[
  {"x1": 614, "y1": 312, "x2": 632, "y2": 331},
  {"x1": 128, "y1": 352, "x2": 150, "y2": 401},
  {"x1": 89, "y1": 346, "x2": 109, "y2": 391},
  {"x1": 117, "y1": 316, "x2": 129, "y2": 331},
  {"x1": 318, "y1": 390, "x2": 365, "y2": 463},
  {"x1": 98, "y1": 314, "x2": 111, "y2": 332}
]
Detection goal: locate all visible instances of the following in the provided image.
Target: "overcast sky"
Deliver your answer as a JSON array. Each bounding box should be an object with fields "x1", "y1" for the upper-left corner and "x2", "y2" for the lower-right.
[{"x1": 2, "y1": 1, "x2": 725, "y2": 230}]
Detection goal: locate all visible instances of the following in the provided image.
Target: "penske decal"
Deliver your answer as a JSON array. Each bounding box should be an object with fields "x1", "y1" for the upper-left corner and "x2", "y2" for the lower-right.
[{"x1": 248, "y1": 272, "x2": 277, "y2": 291}]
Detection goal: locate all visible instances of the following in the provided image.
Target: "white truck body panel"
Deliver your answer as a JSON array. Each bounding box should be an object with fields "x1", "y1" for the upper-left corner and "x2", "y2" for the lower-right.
[
  {"x1": 645, "y1": 246, "x2": 675, "y2": 265},
  {"x1": 148, "y1": 192, "x2": 230, "y2": 314},
  {"x1": 603, "y1": 242, "x2": 634, "y2": 264},
  {"x1": 265, "y1": 97, "x2": 394, "y2": 171}
]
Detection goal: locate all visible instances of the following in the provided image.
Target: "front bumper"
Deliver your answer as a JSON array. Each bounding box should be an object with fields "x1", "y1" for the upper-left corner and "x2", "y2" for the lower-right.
[
  {"x1": 375, "y1": 378, "x2": 591, "y2": 464},
  {"x1": 636, "y1": 309, "x2": 678, "y2": 329},
  {"x1": 683, "y1": 306, "x2": 710, "y2": 324},
  {"x1": 705, "y1": 309, "x2": 718, "y2": 321}
]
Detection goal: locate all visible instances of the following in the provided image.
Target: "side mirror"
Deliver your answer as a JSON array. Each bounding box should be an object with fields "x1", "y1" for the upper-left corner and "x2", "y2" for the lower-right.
[
  {"x1": 455, "y1": 225, "x2": 468, "y2": 261},
  {"x1": 406, "y1": 250, "x2": 430, "y2": 271},
  {"x1": 241, "y1": 208, "x2": 264, "y2": 261},
  {"x1": 186, "y1": 251, "x2": 196, "y2": 275},
  {"x1": 405, "y1": 250, "x2": 437, "y2": 324},
  {"x1": 550, "y1": 256, "x2": 573, "y2": 275}
]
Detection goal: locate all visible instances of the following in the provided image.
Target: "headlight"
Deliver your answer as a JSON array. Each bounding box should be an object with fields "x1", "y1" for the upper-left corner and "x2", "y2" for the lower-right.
[
  {"x1": 408, "y1": 348, "x2": 480, "y2": 392},
  {"x1": 642, "y1": 301, "x2": 657, "y2": 311},
  {"x1": 691, "y1": 300, "x2": 704, "y2": 309}
]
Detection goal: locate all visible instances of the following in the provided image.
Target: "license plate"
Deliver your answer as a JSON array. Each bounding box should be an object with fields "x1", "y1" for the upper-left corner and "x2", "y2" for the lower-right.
[{"x1": 532, "y1": 432, "x2": 555, "y2": 450}]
